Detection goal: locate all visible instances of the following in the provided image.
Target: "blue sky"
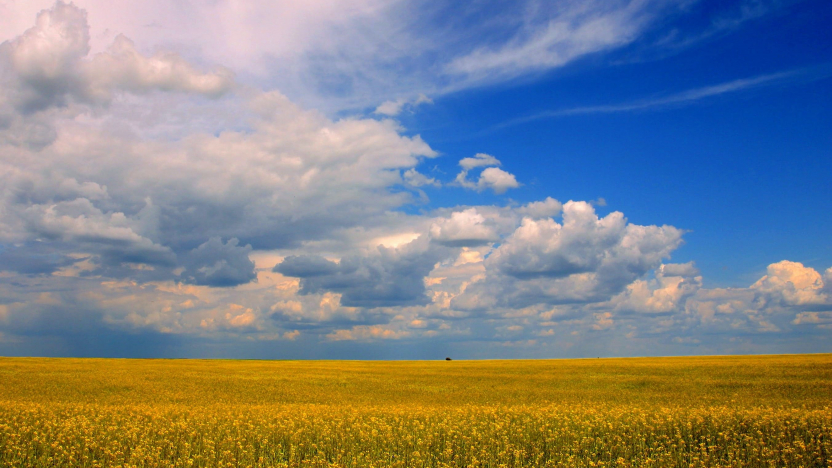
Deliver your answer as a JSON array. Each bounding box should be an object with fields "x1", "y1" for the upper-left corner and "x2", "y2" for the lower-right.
[{"x1": 0, "y1": 0, "x2": 830, "y2": 359}]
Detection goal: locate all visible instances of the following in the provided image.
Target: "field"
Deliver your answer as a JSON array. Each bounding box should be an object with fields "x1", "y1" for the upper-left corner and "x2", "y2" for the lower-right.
[{"x1": 0, "y1": 355, "x2": 830, "y2": 467}]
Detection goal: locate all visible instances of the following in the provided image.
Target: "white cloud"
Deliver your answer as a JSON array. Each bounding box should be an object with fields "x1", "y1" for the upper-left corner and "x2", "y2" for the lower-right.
[
  {"x1": 85, "y1": 35, "x2": 234, "y2": 99},
  {"x1": 750, "y1": 260, "x2": 827, "y2": 305},
  {"x1": 459, "y1": 153, "x2": 501, "y2": 170},
  {"x1": 452, "y1": 201, "x2": 685, "y2": 309},
  {"x1": 454, "y1": 154, "x2": 519, "y2": 194},
  {"x1": 2, "y1": 2, "x2": 234, "y2": 114},
  {"x1": 518, "y1": 197, "x2": 563, "y2": 219},
  {"x1": 477, "y1": 167, "x2": 520, "y2": 194},
  {"x1": 612, "y1": 262, "x2": 702, "y2": 315},
  {"x1": 374, "y1": 94, "x2": 432, "y2": 117},
  {"x1": 444, "y1": 0, "x2": 670, "y2": 86},
  {"x1": 430, "y1": 208, "x2": 499, "y2": 247},
  {"x1": 403, "y1": 168, "x2": 440, "y2": 188},
  {"x1": 493, "y1": 70, "x2": 813, "y2": 130}
]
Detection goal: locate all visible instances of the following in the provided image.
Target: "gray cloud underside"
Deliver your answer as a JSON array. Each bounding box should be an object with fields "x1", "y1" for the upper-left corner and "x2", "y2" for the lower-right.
[{"x1": 276, "y1": 236, "x2": 453, "y2": 308}]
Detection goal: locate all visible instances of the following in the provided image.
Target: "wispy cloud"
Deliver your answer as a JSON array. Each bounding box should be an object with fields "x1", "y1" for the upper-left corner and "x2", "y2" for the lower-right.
[
  {"x1": 443, "y1": 0, "x2": 677, "y2": 88},
  {"x1": 643, "y1": 0, "x2": 774, "y2": 59},
  {"x1": 492, "y1": 67, "x2": 830, "y2": 130},
  {"x1": 0, "y1": 0, "x2": 725, "y2": 114}
]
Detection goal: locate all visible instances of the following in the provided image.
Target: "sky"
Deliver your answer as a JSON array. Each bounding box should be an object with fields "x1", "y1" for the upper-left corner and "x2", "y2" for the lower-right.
[{"x1": 0, "y1": 0, "x2": 830, "y2": 359}]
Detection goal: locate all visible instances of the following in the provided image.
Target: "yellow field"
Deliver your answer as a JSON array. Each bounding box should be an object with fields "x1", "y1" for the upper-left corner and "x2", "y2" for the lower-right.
[{"x1": 0, "y1": 355, "x2": 830, "y2": 467}]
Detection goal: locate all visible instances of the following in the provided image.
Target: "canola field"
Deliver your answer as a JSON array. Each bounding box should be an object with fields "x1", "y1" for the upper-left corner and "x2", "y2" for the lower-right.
[{"x1": 0, "y1": 355, "x2": 830, "y2": 467}]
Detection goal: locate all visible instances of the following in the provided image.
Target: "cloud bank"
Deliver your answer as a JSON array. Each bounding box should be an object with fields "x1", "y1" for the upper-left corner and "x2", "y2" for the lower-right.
[{"x1": 0, "y1": 2, "x2": 828, "y2": 358}]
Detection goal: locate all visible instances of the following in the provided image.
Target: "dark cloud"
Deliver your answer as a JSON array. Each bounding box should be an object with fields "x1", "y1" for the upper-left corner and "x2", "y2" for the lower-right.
[
  {"x1": 276, "y1": 255, "x2": 341, "y2": 277},
  {"x1": 181, "y1": 237, "x2": 256, "y2": 287},
  {"x1": 276, "y1": 237, "x2": 451, "y2": 308},
  {"x1": 0, "y1": 302, "x2": 183, "y2": 358},
  {"x1": 0, "y1": 242, "x2": 81, "y2": 275}
]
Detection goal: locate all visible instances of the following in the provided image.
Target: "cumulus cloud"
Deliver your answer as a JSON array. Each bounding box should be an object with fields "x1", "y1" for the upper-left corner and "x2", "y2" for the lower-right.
[
  {"x1": 490, "y1": 202, "x2": 682, "y2": 281},
  {"x1": 750, "y1": 260, "x2": 828, "y2": 306},
  {"x1": 612, "y1": 262, "x2": 703, "y2": 315},
  {"x1": 452, "y1": 202, "x2": 685, "y2": 309},
  {"x1": 275, "y1": 236, "x2": 452, "y2": 308},
  {"x1": 1, "y1": 2, "x2": 234, "y2": 114},
  {"x1": 517, "y1": 197, "x2": 563, "y2": 219},
  {"x1": 84, "y1": 34, "x2": 234, "y2": 100},
  {"x1": 429, "y1": 208, "x2": 499, "y2": 247},
  {"x1": 601, "y1": 260, "x2": 832, "y2": 342},
  {"x1": 0, "y1": 242, "x2": 80, "y2": 275},
  {"x1": 455, "y1": 154, "x2": 520, "y2": 194},
  {"x1": 181, "y1": 237, "x2": 256, "y2": 287},
  {"x1": 459, "y1": 153, "x2": 501, "y2": 170},
  {"x1": 0, "y1": 4, "x2": 440, "y2": 288},
  {"x1": 477, "y1": 167, "x2": 521, "y2": 194},
  {"x1": 18, "y1": 198, "x2": 175, "y2": 267},
  {"x1": 4, "y1": 1, "x2": 91, "y2": 113}
]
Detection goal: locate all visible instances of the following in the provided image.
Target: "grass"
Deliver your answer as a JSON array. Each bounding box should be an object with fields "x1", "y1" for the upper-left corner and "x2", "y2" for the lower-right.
[{"x1": 0, "y1": 354, "x2": 830, "y2": 467}]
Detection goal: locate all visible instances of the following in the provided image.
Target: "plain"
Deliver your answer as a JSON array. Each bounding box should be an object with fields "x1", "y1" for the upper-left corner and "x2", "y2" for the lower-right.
[{"x1": 1, "y1": 354, "x2": 830, "y2": 467}]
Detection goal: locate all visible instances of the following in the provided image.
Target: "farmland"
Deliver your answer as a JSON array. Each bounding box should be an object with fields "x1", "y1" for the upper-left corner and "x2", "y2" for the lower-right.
[{"x1": 0, "y1": 354, "x2": 830, "y2": 467}]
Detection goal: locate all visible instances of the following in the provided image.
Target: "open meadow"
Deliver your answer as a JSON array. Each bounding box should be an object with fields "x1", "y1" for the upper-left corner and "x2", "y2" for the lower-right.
[{"x1": 0, "y1": 354, "x2": 830, "y2": 467}]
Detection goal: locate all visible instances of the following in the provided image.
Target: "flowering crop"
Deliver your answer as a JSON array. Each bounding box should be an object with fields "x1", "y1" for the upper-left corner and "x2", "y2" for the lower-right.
[{"x1": 0, "y1": 355, "x2": 830, "y2": 467}]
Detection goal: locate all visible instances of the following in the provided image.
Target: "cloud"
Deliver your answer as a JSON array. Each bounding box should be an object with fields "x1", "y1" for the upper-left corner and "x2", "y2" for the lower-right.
[
  {"x1": 0, "y1": 242, "x2": 81, "y2": 275},
  {"x1": 493, "y1": 70, "x2": 822, "y2": 129},
  {"x1": 374, "y1": 94, "x2": 432, "y2": 117},
  {"x1": 326, "y1": 325, "x2": 410, "y2": 341},
  {"x1": 429, "y1": 208, "x2": 499, "y2": 247},
  {"x1": 403, "y1": 168, "x2": 440, "y2": 188},
  {"x1": 517, "y1": 197, "x2": 563, "y2": 219},
  {"x1": 0, "y1": 4, "x2": 440, "y2": 284},
  {"x1": 275, "y1": 236, "x2": 452, "y2": 308},
  {"x1": 1, "y1": 2, "x2": 234, "y2": 114},
  {"x1": 444, "y1": 0, "x2": 678, "y2": 86},
  {"x1": 477, "y1": 167, "x2": 521, "y2": 194},
  {"x1": 612, "y1": 262, "x2": 702, "y2": 315},
  {"x1": 452, "y1": 201, "x2": 685, "y2": 309},
  {"x1": 605, "y1": 260, "x2": 832, "y2": 340},
  {"x1": 490, "y1": 202, "x2": 680, "y2": 280},
  {"x1": 84, "y1": 34, "x2": 234, "y2": 100},
  {"x1": 750, "y1": 260, "x2": 829, "y2": 306},
  {"x1": 181, "y1": 237, "x2": 256, "y2": 287},
  {"x1": 459, "y1": 153, "x2": 501, "y2": 170},
  {"x1": 18, "y1": 198, "x2": 176, "y2": 267},
  {"x1": 454, "y1": 154, "x2": 520, "y2": 194},
  {"x1": 4, "y1": 1, "x2": 91, "y2": 112}
]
